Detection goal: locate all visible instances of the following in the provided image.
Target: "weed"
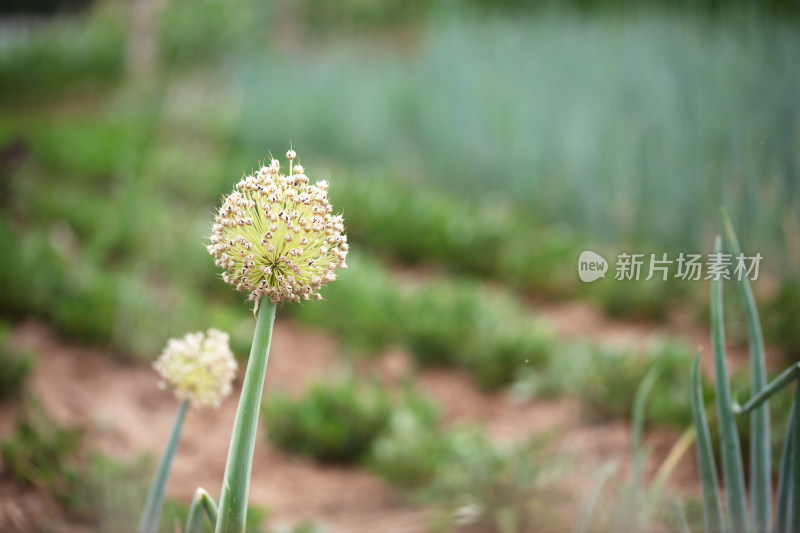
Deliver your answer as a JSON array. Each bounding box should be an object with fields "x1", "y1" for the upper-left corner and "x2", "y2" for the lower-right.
[
  {"x1": 1, "y1": 400, "x2": 85, "y2": 514},
  {"x1": 368, "y1": 392, "x2": 444, "y2": 490},
  {"x1": 514, "y1": 338, "x2": 699, "y2": 427},
  {"x1": 426, "y1": 429, "x2": 558, "y2": 532},
  {"x1": 370, "y1": 401, "x2": 560, "y2": 532},
  {"x1": 0, "y1": 322, "x2": 34, "y2": 401},
  {"x1": 263, "y1": 377, "x2": 391, "y2": 463}
]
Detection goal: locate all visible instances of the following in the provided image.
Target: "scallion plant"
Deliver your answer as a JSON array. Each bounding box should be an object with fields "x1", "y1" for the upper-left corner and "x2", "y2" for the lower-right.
[
  {"x1": 139, "y1": 329, "x2": 238, "y2": 533},
  {"x1": 139, "y1": 149, "x2": 348, "y2": 533},
  {"x1": 691, "y1": 213, "x2": 798, "y2": 533},
  {"x1": 206, "y1": 149, "x2": 347, "y2": 533}
]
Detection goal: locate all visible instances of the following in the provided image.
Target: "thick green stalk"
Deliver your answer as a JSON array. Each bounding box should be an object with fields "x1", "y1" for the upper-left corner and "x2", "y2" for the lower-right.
[
  {"x1": 187, "y1": 488, "x2": 219, "y2": 533},
  {"x1": 790, "y1": 384, "x2": 800, "y2": 533},
  {"x1": 710, "y1": 236, "x2": 748, "y2": 533},
  {"x1": 139, "y1": 400, "x2": 188, "y2": 533},
  {"x1": 215, "y1": 302, "x2": 277, "y2": 533},
  {"x1": 722, "y1": 211, "x2": 771, "y2": 533}
]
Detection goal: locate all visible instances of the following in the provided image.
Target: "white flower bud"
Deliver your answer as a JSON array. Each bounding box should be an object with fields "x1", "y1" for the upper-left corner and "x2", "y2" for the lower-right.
[{"x1": 153, "y1": 329, "x2": 237, "y2": 408}]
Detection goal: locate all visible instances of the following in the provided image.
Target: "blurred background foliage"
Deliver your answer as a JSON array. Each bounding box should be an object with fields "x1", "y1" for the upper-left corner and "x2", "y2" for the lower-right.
[
  {"x1": 0, "y1": 0, "x2": 798, "y2": 432},
  {"x1": 1, "y1": 0, "x2": 798, "y2": 358}
]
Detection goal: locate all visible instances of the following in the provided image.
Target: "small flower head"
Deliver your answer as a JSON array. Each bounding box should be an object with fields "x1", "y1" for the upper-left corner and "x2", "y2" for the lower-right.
[
  {"x1": 154, "y1": 329, "x2": 237, "y2": 408},
  {"x1": 207, "y1": 149, "x2": 348, "y2": 305}
]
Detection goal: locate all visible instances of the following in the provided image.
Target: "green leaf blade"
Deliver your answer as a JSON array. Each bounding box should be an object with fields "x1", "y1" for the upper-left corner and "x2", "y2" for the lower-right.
[
  {"x1": 633, "y1": 369, "x2": 659, "y2": 492},
  {"x1": 187, "y1": 488, "x2": 218, "y2": 533},
  {"x1": 710, "y1": 235, "x2": 748, "y2": 533},
  {"x1": 775, "y1": 397, "x2": 794, "y2": 533},
  {"x1": 691, "y1": 354, "x2": 725, "y2": 533},
  {"x1": 790, "y1": 385, "x2": 800, "y2": 533},
  {"x1": 722, "y1": 210, "x2": 771, "y2": 533}
]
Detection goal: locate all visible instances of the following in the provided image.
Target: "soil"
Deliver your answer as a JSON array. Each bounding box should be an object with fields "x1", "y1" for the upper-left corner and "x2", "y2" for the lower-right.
[{"x1": 0, "y1": 309, "x2": 715, "y2": 533}]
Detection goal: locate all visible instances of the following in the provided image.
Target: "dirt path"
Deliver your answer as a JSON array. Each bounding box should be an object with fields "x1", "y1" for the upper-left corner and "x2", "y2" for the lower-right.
[{"x1": 0, "y1": 317, "x2": 699, "y2": 532}]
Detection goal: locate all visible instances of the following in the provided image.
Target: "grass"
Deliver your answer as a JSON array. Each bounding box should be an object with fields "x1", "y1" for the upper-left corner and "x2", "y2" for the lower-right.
[
  {"x1": 263, "y1": 377, "x2": 392, "y2": 463},
  {"x1": 1, "y1": 400, "x2": 87, "y2": 514},
  {"x1": 425, "y1": 431, "x2": 559, "y2": 532},
  {"x1": 366, "y1": 393, "x2": 562, "y2": 532},
  {"x1": 576, "y1": 370, "x2": 695, "y2": 533},
  {"x1": 577, "y1": 340, "x2": 698, "y2": 425},
  {"x1": 367, "y1": 394, "x2": 444, "y2": 490},
  {"x1": 372, "y1": 418, "x2": 561, "y2": 532},
  {"x1": 0, "y1": 322, "x2": 34, "y2": 400},
  {"x1": 513, "y1": 338, "x2": 701, "y2": 427}
]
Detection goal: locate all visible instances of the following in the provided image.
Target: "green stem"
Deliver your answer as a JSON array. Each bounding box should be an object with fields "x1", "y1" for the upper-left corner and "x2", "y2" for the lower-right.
[
  {"x1": 139, "y1": 400, "x2": 188, "y2": 533},
  {"x1": 215, "y1": 302, "x2": 277, "y2": 533},
  {"x1": 790, "y1": 384, "x2": 800, "y2": 533}
]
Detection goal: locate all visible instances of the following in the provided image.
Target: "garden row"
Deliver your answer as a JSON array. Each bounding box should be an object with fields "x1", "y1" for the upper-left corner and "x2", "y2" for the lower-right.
[
  {"x1": 4, "y1": 3, "x2": 800, "y2": 276},
  {"x1": 287, "y1": 253, "x2": 696, "y2": 426},
  {"x1": 0, "y1": 150, "x2": 780, "y2": 434},
  {"x1": 4, "y1": 92, "x2": 799, "y2": 358},
  {"x1": 263, "y1": 378, "x2": 562, "y2": 530},
  {"x1": 4, "y1": 7, "x2": 800, "y2": 358}
]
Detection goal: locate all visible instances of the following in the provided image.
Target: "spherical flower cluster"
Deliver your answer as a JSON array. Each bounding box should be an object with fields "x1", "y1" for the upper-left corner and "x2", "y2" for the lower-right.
[
  {"x1": 207, "y1": 150, "x2": 348, "y2": 305},
  {"x1": 154, "y1": 329, "x2": 237, "y2": 408}
]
